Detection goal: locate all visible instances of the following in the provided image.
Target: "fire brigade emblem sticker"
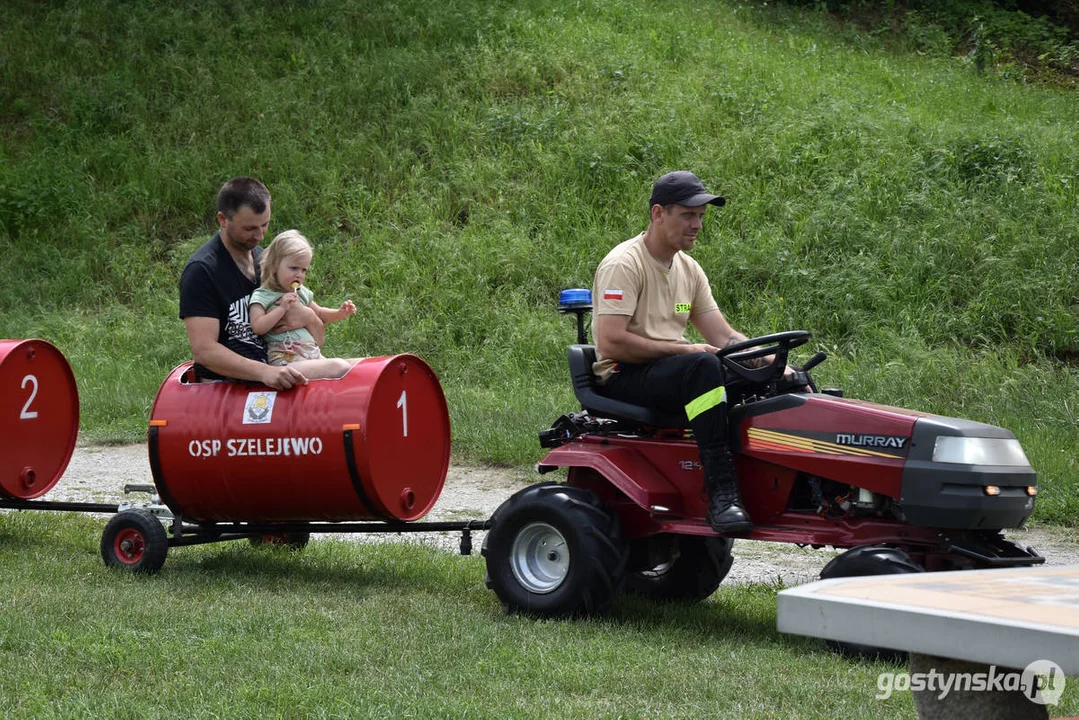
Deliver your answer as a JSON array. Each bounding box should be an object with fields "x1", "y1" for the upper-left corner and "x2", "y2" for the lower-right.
[{"x1": 243, "y1": 391, "x2": 277, "y2": 424}]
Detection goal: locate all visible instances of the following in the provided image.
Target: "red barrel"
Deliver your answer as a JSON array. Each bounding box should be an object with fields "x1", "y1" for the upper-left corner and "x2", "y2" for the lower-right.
[
  {"x1": 0, "y1": 339, "x2": 80, "y2": 499},
  {"x1": 148, "y1": 354, "x2": 450, "y2": 523}
]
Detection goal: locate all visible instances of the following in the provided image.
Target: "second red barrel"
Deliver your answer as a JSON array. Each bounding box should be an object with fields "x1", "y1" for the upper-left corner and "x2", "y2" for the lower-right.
[
  {"x1": 148, "y1": 354, "x2": 450, "y2": 523},
  {"x1": 0, "y1": 339, "x2": 80, "y2": 500}
]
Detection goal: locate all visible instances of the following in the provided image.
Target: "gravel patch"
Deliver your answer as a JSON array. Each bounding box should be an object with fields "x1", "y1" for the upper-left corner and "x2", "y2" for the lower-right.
[{"x1": 30, "y1": 444, "x2": 1079, "y2": 587}]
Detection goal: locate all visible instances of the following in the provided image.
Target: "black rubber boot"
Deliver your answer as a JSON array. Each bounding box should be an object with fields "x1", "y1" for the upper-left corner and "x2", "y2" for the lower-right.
[{"x1": 701, "y1": 448, "x2": 752, "y2": 534}]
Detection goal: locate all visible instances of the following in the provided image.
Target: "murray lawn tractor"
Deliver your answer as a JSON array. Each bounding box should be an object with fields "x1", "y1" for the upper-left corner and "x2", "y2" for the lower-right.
[{"x1": 481, "y1": 290, "x2": 1043, "y2": 630}]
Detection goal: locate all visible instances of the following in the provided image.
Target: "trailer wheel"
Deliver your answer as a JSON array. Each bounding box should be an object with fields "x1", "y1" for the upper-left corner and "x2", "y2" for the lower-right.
[
  {"x1": 249, "y1": 532, "x2": 310, "y2": 551},
  {"x1": 101, "y1": 510, "x2": 168, "y2": 574},
  {"x1": 819, "y1": 545, "x2": 924, "y2": 662},
  {"x1": 482, "y1": 482, "x2": 628, "y2": 617},
  {"x1": 627, "y1": 535, "x2": 734, "y2": 602}
]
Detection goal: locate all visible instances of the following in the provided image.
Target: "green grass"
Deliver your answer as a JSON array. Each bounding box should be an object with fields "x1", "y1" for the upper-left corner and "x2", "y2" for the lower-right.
[
  {"x1": 4, "y1": 511, "x2": 1076, "y2": 718},
  {"x1": 1, "y1": 3, "x2": 1076, "y2": 715},
  {"x1": 0, "y1": 0, "x2": 1076, "y2": 522}
]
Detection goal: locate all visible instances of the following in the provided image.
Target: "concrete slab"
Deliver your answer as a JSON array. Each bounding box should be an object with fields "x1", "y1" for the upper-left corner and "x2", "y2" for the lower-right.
[{"x1": 777, "y1": 565, "x2": 1079, "y2": 675}]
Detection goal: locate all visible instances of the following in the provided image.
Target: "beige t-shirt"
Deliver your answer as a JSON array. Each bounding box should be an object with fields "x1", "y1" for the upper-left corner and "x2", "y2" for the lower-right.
[{"x1": 591, "y1": 233, "x2": 719, "y2": 382}]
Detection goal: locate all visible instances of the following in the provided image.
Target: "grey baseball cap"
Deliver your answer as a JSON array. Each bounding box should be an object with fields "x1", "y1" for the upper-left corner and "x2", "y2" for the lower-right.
[{"x1": 649, "y1": 171, "x2": 726, "y2": 208}]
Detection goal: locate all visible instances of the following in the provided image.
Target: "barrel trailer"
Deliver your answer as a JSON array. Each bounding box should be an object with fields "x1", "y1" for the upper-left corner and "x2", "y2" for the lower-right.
[{"x1": 0, "y1": 292, "x2": 1044, "y2": 657}]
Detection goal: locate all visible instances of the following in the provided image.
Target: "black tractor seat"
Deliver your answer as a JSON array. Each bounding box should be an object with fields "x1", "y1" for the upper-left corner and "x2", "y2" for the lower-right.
[{"x1": 568, "y1": 345, "x2": 688, "y2": 429}]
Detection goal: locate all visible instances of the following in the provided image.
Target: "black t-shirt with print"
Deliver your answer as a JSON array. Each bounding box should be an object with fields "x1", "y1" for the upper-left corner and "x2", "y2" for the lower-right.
[{"x1": 179, "y1": 232, "x2": 266, "y2": 380}]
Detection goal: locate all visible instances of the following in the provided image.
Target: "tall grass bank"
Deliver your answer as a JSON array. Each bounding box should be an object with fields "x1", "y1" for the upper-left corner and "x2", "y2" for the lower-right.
[{"x1": 0, "y1": 0, "x2": 1076, "y2": 520}]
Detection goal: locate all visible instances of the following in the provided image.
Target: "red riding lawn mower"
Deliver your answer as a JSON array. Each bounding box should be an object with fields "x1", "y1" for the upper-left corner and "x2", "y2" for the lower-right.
[{"x1": 481, "y1": 290, "x2": 1042, "y2": 653}]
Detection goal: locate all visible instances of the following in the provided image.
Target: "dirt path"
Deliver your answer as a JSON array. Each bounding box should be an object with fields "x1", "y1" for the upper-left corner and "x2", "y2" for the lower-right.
[{"x1": 38, "y1": 444, "x2": 1079, "y2": 586}]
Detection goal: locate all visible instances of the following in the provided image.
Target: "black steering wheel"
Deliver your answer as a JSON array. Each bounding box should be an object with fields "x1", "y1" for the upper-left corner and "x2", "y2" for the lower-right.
[{"x1": 716, "y1": 330, "x2": 811, "y2": 387}]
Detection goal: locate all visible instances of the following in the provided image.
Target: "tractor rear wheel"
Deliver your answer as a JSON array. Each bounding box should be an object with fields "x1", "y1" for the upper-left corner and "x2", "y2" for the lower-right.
[
  {"x1": 627, "y1": 535, "x2": 734, "y2": 602},
  {"x1": 819, "y1": 545, "x2": 924, "y2": 662},
  {"x1": 482, "y1": 482, "x2": 628, "y2": 617},
  {"x1": 101, "y1": 509, "x2": 169, "y2": 574}
]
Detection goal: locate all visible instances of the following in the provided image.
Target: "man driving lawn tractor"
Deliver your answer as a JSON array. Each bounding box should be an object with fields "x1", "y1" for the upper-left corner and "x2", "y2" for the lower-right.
[{"x1": 591, "y1": 170, "x2": 791, "y2": 534}]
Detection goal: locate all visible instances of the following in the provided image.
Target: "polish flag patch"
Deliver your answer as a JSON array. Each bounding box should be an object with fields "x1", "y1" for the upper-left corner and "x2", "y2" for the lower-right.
[{"x1": 603, "y1": 289, "x2": 624, "y2": 301}]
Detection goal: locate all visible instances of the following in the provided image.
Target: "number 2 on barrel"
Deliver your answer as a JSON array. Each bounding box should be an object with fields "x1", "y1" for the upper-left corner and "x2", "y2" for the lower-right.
[
  {"x1": 397, "y1": 390, "x2": 408, "y2": 437},
  {"x1": 20, "y1": 375, "x2": 39, "y2": 420}
]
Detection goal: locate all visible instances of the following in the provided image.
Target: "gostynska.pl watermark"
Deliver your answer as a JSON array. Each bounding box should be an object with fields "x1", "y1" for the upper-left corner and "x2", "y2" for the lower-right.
[{"x1": 876, "y1": 659, "x2": 1065, "y2": 705}]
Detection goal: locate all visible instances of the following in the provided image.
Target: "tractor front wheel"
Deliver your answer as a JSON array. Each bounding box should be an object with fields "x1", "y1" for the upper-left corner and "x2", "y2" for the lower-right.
[
  {"x1": 482, "y1": 482, "x2": 628, "y2": 617},
  {"x1": 819, "y1": 545, "x2": 924, "y2": 662},
  {"x1": 627, "y1": 535, "x2": 734, "y2": 602},
  {"x1": 101, "y1": 509, "x2": 169, "y2": 574}
]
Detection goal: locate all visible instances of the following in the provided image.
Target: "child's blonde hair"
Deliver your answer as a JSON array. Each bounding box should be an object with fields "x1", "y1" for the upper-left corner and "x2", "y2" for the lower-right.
[{"x1": 260, "y1": 229, "x2": 313, "y2": 292}]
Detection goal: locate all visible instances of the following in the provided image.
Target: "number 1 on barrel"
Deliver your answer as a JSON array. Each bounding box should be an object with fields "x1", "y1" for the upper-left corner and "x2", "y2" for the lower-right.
[{"x1": 397, "y1": 390, "x2": 408, "y2": 437}]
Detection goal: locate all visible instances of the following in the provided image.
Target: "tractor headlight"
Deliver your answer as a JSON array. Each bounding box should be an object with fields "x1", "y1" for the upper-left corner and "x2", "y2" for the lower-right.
[{"x1": 932, "y1": 436, "x2": 1030, "y2": 466}]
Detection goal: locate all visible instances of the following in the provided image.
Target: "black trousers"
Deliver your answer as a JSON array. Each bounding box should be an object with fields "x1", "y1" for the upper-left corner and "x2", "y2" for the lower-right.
[{"x1": 603, "y1": 352, "x2": 729, "y2": 452}]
